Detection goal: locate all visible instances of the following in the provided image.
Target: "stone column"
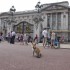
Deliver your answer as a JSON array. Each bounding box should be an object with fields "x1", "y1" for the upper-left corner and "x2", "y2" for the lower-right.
[
  {"x1": 61, "y1": 12, "x2": 68, "y2": 42},
  {"x1": 42, "y1": 13, "x2": 47, "y2": 28},
  {"x1": 56, "y1": 13, "x2": 57, "y2": 30},
  {"x1": 51, "y1": 13, "x2": 52, "y2": 30},
  {"x1": 7, "y1": 24, "x2": 12, "y2": 33},
  {"x1": 33, "y1": 22, "x2": 40, "y2": 42},
  {"x1": 61, "y1": 12, "x2": 64, "y2": 30},
  {"x1": 50, "y1": 13, "x2": 52, "y2": 30}
]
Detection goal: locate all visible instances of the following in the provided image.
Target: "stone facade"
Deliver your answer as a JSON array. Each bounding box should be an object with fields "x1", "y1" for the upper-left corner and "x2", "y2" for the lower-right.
[{"x1": 0, "y1": 1, "x2": 70, "y2": 42}]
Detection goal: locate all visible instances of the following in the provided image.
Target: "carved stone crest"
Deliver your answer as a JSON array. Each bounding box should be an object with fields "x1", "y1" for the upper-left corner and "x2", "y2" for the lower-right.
[{"x1": 33, "y1": 15, "x2": 43, "y2": 29}]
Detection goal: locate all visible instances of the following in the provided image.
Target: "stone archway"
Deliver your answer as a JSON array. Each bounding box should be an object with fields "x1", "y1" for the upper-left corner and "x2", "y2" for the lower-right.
[{"x1": 14, "y1": 21, "x2": 34, "y2": 36}]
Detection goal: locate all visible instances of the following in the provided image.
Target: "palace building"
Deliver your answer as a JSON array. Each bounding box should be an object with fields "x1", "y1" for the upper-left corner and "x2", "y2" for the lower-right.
[{"x1": 0, "y1": 1, "x2": 70, "y2": 42}]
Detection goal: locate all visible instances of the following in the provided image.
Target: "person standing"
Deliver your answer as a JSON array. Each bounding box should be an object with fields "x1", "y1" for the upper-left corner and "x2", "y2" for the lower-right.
[
  {"x1": 42, "y1": 28, "x2": 48, "y2": 48},
  {"x1": 51, "y1": 31, "x2": 55, "y2": 48},
  {"x1": 20, "y1": 33, "x2": 24, "y2": 44},
  {"x1": 47, "y1": 31, "x2": 51, "y2": 47},
  {"x1": 28, "y1": 35, "x2": 32, "y2": 43},
  {"x1": 10, "y1": 31, "x2": 16, "y2": 44},
  {"x1": 23, "y1": 33, "x2": 28, "y2": 45},
  {"x1": 34, "y1": 34, "x2": 38, "y2": 44},
  {"x1": 10, "y1": 31, "x2": 12, "y2": 44},
  {"x1": 7, "y1": 32, "x2": 10, "y2": 42},
  {"x1": 0, "y1": 33, "x2": 2, "y2": 42}
]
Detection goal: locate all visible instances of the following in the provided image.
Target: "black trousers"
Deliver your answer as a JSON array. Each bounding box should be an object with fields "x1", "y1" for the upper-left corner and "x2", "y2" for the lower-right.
[{"x1": 10, "y1": 36, "x2": 15, "y2": 44}]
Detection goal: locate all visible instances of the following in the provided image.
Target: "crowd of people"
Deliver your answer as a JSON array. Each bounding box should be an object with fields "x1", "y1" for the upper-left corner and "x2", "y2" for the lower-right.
[
  {"x1": 42, "y1": 28, "x2": 61, "y2": 48},
  {"x1": 5, "y1": 31, "x2": 33, "y2": 45},
  {"x1": 0, "y1": 28, "x2": 65, "y2": 49}
]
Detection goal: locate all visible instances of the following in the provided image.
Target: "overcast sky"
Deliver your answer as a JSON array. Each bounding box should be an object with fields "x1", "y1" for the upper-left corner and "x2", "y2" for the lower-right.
[{"x1": 0, "y1": 0, "x2": 70, "y2": 13}]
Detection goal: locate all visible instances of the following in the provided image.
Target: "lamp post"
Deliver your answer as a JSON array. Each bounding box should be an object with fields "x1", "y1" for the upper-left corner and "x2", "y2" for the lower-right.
[
  {"x1": 35, "y1": 1, "x2": 43, "y2": 13},
  {"x1": 33, "y1": 2, "x2": 44, "y2": 42},
  {"x1": 9, "y1": 6, "x2": 16, "y2": 31},
  {"x1": 33, "y1": 1, "x2": 43, "y2": 29}
]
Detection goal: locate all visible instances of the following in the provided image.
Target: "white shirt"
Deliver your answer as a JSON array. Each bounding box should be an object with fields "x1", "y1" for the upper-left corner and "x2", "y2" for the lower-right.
[
  {"x1": 12, "y1": 31, "x2": 16, "y2": 36},
  {"x1": 51, "y1": 32, "x2": 55, "y2": 40},
  {"x1": 42, "y1": 30, "x2": 47, "y2": 37},
  {"x1": 24, "y1": 34, "x2": 28, "y2": 40}
]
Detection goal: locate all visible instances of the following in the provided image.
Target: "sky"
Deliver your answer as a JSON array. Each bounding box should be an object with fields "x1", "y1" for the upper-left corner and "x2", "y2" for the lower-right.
[{"x1": 0, "y1": 0, "x2": 70, "y2": 13}]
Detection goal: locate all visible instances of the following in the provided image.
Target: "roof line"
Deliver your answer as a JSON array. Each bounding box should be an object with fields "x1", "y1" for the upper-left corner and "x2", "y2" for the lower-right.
[{"x1": 42, "y1": 1, "x2": 69, "y2": 6}]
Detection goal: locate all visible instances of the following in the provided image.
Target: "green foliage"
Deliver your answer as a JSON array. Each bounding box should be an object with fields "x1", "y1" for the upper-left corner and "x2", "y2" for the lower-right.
[
  {"x1": 17, "y1": 25, "x2": 22, "y2": 33},
  {"x1": 26, "y1": 24, "x2": 31, "y2": 33}
]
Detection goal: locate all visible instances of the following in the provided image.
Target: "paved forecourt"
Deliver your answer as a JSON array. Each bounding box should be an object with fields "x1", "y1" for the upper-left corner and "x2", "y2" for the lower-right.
[{"x1": 0, "y1": 41, "x2": 70, "y2": 70}]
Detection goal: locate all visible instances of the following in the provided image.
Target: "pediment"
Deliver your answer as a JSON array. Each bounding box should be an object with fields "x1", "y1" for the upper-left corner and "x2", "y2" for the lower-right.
[{"x1": 41, "y1": 4, "x2": 69, "y2": 11}]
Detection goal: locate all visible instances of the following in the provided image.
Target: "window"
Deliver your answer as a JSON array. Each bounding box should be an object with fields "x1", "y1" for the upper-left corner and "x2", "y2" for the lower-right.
[
  {"x1": 52, "y1": 13, "x2": 56, "y2": 29},
  {"x1": 47, "y1": 14, "x2": 51, "y2": 28},
  {"x1": 57, "y1": 13, "x2": 61, "y2": 30}
]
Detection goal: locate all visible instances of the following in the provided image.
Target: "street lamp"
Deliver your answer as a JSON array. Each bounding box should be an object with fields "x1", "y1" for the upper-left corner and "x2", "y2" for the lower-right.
[
  {"x1": 9, "y1": 6, "x2": 16, "y2": 31},
  {"x1": 35, "y1": 1, "x2": 43, "y2": 13},
  {"x1": 33, "y1": 1, "x2": 43, "y2": 29}
]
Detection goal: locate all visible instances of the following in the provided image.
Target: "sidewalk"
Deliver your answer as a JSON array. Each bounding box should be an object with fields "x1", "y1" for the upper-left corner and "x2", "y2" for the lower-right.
[
  {"x1": 60, "y1": 44, "x2": 70, "y2": 49},
  {"x1": 38, "y1": 43, "x2": 70, "y2": 49}
]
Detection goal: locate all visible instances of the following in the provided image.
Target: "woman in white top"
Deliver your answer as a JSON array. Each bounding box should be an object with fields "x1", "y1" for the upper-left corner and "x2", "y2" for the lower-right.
[{"x1": 51, "y1": 31, "x2": 55, "y2": 48}]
